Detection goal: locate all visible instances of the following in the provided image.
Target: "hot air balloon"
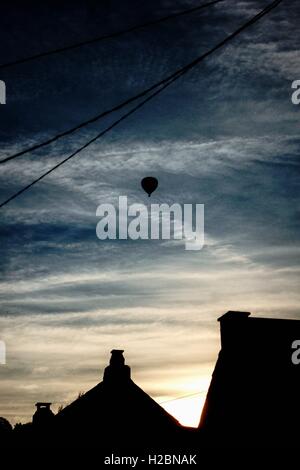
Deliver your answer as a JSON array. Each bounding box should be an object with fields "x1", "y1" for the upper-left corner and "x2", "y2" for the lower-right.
[{"x1": 141, "y1": 177, "x2": 158, "y2": 197}]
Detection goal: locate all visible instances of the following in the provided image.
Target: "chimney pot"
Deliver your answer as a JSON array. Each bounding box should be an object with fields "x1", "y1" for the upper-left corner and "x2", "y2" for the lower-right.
[{"x1": 103, "y1": 349, "x2": 131, "y2": 383}]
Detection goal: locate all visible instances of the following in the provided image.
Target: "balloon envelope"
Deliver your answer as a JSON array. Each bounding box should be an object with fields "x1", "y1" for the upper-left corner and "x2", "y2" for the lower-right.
[{"x1": 141, "y1": 177, "x2": 158, "y2": 197}]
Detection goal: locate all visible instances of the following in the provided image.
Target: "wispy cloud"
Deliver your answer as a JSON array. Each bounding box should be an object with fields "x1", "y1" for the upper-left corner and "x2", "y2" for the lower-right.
[{"x1": 0, "y1": 0, "x2": 299, "y2": 425}]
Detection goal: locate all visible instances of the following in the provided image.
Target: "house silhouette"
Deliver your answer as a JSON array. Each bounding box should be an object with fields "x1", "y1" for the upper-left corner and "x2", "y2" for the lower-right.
[
  {"x1": 5, "y1": 311, "x2": 300, "y2": 449},
  {"x1": 52, "y1": 349, "x2": 187, "y2": 448},
  {"x1": 199, "y1": 311, "x2": 300, "y2": 448}
]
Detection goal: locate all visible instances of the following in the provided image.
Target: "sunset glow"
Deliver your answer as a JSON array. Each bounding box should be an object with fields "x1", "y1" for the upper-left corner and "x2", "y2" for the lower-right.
[
  {"x1": 1, "y1": 0, "x2": 299, "y2": 437},
  {"x1": 160, "y1": 393, "x2": 207, "y2": 428}
]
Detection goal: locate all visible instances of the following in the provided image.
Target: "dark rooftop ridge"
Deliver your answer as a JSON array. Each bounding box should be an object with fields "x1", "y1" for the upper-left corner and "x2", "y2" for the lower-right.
[
  {"x1": 218, "y1": 310, "x2": 300, "y2": 323},
  {"x1": 218, "y1": 311, "x2": 251, "y2": 321}
]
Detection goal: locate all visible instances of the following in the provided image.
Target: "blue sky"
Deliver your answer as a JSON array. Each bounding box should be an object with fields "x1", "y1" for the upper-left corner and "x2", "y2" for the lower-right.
[{"x1": 0, "y1": 0, "x2": 299, "y2": 426}]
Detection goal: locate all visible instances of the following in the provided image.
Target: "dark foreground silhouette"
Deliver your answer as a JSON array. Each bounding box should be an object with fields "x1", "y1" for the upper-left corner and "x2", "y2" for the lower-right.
[
  {"x1": 1, "y1": 311, "x2": 299, "y2": 451},
  {"x1": 200, "y1": 311, "x2": 300, "y2": 449}
]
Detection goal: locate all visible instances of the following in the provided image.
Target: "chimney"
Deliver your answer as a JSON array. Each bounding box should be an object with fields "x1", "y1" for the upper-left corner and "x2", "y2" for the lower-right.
[
  {"x1": 32, "y1": 402, "x2": 54, "y2": 426},
  {"x1": 103, "y1": 349, "x2": 131, "y2": 383},
  {"x1": 218, "y1": 311, "x2": 251, "y2": 349}
]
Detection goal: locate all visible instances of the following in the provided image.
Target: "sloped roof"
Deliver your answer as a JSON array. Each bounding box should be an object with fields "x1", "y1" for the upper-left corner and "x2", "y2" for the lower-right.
[
  {"x1": 55, "y1": 350, "x2": 181, "y2": 447},
  {"x1": 57, "y1": 378, "x2": 179, "y2": 428}
]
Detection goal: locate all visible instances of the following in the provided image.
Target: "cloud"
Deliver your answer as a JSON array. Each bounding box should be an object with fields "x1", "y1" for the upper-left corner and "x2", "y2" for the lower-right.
[{"x1": 0, "y1": 0, "x2": 299, "y2": 425}]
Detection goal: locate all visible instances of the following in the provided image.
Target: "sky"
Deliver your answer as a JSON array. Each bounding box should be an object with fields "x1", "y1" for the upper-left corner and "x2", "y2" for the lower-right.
[{"x1": 0, "y1": 0, "x2": 299, "y2": 427}]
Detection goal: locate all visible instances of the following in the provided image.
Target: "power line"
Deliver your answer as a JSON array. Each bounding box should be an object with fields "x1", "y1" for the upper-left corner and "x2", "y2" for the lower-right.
[
  {"x1": 0, "y1": 71, "x2": 182, "y2": 164},
  {"x1": 0, "y1": 2, "x2": 224, "y2": 165},
  {"x1": 159, "y1": 391, "x2": 207, "y2": 405},
  {"x1": 0, "y1": 0, "x2": 284, "y2": 209},
  {"x1": 0, "y1": 0, "x2": 283, "y2": 166},
  {"x1": 0, "y1": 76, "x2": 178, "y2": 209},
  {"x1": 0, "y1": 0, "x2": 224, "y2": 71}
]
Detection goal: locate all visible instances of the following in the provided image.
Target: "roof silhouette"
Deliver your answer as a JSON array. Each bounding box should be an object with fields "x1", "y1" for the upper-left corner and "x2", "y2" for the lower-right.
[
  {"x1": 5, "y1": 311, "x2": 300, "y2": 450},
  {"x1": 199, "y1": 311, "x2": 300, "y2": 448},
  {"x1": 53, "y1": 349, "x2": 183, "y2": 448}
]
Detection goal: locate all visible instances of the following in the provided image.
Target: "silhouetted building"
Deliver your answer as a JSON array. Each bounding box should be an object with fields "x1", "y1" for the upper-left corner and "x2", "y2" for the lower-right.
[
  {"x1": 54, "y1": 349, "x2": 185, "y2": 448},
  {"x1": 6, "y1": 312, "x2": 300, "y2": 450},
  {"x1": 199, "y1": 311, "x2": 300, "y2": 448}
]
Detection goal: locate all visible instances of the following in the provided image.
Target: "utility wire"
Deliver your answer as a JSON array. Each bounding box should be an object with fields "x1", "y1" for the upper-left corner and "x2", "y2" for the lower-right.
[
  {"x1": 0, "y1": 0, "x2": 224, "y2": 70},
  {"x1": 0, "y1": 76, "x2": 179, "y2": 208},
  {"x1": 159, "y1": 391, "x2": 207, "y2": 405},
  {"x1": 1, "y1": 68, "x2": 196, "y2": 208},
  {"x1": 0, "y1": 0, "x2": 283, "y2": 166},
  {"x1": 0, "y1": 2, "x2": 223, "y2": 164},
  {"x1": 0, "y1": 0, "x2": 284, "y2": 209}
]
